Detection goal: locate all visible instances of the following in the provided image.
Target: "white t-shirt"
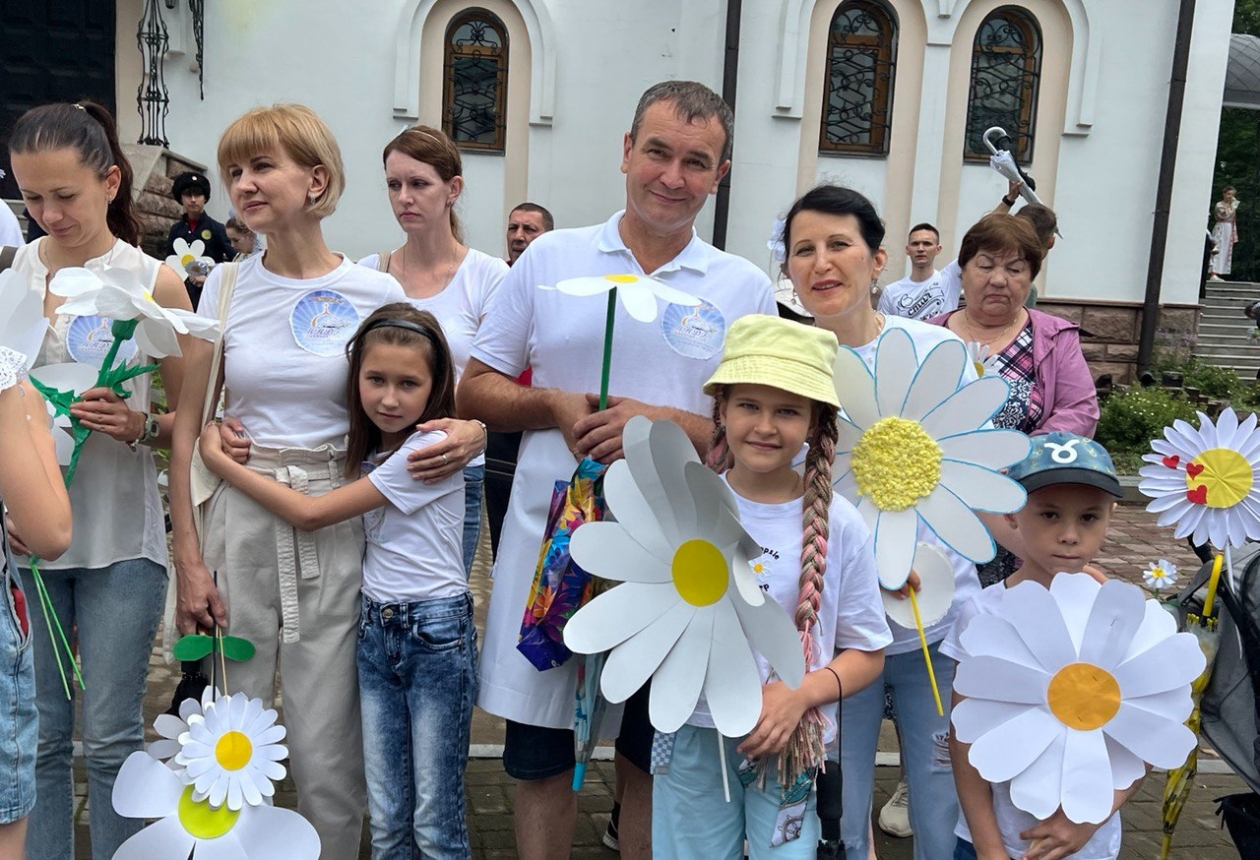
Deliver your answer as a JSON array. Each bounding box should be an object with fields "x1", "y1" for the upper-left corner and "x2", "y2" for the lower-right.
[
  {"x1": 845, "y1": 315, "x2": 982, "y2": 654},
  {"x1": 938, "y1": 260, "x2": 963, "y2": 315},
  {"x1": 942, "y1": 584, "x2": 1122, "y2": 860},
  {"x1": 18, "y1": 239, "x2": 167, "y2": 571},
  {"x1": 877, "y1": 268, "x2": 959, "y2": 320},
  {"x1": 363, "y1": 430, "x2": 467, "y2": 603},
  {"x1": 358, "y1": 247, "x2": 507, "y2": 469},
  {"x1": 688, "y1": 484, "x2": 892, "y2": 744},
  {"x1": 197, "y1": 254, "x2": 405, "y2": 450},
  {"x1": 0, "y1": 204, "x2": 23, "y2": 248},
  {"x1": 473, "y1": 210, "x2": 778, "y2": 728}
]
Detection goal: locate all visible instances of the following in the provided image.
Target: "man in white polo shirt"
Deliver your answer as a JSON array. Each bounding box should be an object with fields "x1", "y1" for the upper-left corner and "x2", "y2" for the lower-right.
[{"x1": 460, "y1": 80, "x2": 776, "y2": 860}]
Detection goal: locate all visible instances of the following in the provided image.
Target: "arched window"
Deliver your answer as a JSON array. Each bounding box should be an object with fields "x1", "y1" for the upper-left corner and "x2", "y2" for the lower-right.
[
  {"x1": 964, "y1": 8, "x2": 1041, "y2": 162},
  {"x1": 442, "y1": 9, "x2": 509, "y2": 153},
  {"x1": 819, "y1": 0, "x2": 898, "y2": 156}
]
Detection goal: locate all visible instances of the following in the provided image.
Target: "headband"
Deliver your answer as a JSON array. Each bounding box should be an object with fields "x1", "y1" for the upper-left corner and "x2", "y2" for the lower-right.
[{"x1": 362, "y1": 317, "x2": 438, "y2": 342}]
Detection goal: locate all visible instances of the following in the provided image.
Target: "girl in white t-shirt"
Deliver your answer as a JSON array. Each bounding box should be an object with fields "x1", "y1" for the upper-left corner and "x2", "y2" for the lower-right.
[
  {"x1": 198, "y1": 302, "x2": 474, "y2": 858},
  {"x1": 653, "y1": 314, "x2": 891, "y2": 859}
]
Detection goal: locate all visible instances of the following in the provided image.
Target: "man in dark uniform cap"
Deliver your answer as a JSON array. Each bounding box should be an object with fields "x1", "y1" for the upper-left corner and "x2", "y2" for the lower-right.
[{"x1": 165, "y1": 171, "x2": 232, "y2": 307}]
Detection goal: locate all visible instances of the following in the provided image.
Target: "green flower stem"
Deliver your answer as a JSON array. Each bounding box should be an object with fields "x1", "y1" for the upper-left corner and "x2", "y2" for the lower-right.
[
  {"x1": 28, "y1": 559, "x2": 86, "y2": 697},
  {"x1": 599, "y1": 288, "x2": 616, "y2": 412},
  {"x1": 98, "y1": 319, "x2": 140, "y2": 380}
]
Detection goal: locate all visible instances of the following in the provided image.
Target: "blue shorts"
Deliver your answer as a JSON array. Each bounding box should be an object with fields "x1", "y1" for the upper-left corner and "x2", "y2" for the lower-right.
[
  {"x1": 0, "y1": 561, "x2": 36, "y2": 824},
  {"x1": 503, "y1": 682, "x2": 653, "y2": 780}
]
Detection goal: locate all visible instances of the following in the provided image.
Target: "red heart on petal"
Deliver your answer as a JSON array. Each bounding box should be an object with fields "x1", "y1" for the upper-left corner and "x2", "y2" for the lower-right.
[
  {"x1": 1187, "y1": 485, "x2": 1208, "y2": 505},
  {"x1": 1186, "y1": 462, "x2": 1204, "y2": 479},
  {"x1": 1162, "y1": 455, "x2": 1180, "y2": 469}
]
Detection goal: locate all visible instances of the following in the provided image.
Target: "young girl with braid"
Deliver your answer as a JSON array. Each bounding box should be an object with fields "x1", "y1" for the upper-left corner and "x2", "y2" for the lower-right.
[{"x1": 653, "y1": 314, "x2": 890, "y2": 859}]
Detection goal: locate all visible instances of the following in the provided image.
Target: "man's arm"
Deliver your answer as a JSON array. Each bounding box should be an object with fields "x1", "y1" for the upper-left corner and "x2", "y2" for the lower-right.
[{"x1": 457, "y1": 358, "x2": 595, "y2": 455}]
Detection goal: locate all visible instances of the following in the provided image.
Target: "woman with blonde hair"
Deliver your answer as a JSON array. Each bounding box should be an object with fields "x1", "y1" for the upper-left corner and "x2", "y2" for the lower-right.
[
  {"x1": 168, "y1": 104, "x2": 405, "y2": 856},
  {"x1": 358, "y1": 124, "x2": 505, "y2": 575}
]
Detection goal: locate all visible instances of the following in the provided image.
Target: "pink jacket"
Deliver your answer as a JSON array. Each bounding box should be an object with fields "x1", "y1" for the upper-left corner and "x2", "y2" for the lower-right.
[{"x1": 928, "y1": 308, "x2": 1099, "y2": 437}]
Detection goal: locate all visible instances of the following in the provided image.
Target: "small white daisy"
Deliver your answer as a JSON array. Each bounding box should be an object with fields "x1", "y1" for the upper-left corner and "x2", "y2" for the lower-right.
[
  {"x1": 1142, "y1": 559, "x2": 1179, "y2": 592},
  {"x1": 165, "y1": 237, "x2": 213, "y2": 278},
  {"x1": 543, "y1": 273, "x2": 700, "y2": 322},
  {"x1": 175, "y1": 691, "x2": 288, "y2": 810},
  {"x1": 964, "y1": 341, "x2": 1002, "y2": 378}
]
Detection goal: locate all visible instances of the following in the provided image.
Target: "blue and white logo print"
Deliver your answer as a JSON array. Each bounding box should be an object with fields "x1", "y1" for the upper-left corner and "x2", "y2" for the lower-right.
[
  {"x1": 67, "y1": 315, "x2": 139, "y2": 368},
  {"x1": 660, "y1": 298, "x2": 725, "y2": 359},
  {"x1": 290, "y1": 290, "x2": 360, "y2": 356}
]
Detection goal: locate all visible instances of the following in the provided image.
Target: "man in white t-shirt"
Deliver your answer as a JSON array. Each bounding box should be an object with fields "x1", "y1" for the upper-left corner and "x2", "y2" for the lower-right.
[
  {"x1": 460, "y1": 80, "x2": 776, "y2": 860},
  {"x1": 877, "y1": 222, "x2": 953, "y2": 320}
]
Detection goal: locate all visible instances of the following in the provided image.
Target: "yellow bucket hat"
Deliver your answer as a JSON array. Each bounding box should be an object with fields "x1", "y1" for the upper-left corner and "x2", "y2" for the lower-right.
[{"x1": 703, "y1": 314, "x2": 839, "y2": 407}]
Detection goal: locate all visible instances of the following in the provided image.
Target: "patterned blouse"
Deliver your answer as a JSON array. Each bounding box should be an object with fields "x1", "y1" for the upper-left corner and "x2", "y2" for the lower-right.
[{"x1": 988, "y1": 320, "x2": 1042, "y2": 434}]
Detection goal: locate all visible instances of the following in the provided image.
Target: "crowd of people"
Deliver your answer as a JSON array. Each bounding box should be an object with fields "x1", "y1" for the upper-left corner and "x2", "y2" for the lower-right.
[{"x1": 0, "y1": 78, "x2": 1129, "y2": 860}]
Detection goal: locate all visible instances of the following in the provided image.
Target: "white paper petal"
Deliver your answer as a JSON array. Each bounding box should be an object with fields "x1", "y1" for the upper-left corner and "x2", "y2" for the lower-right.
[
  {"x1": 1008, "y1": 731, "x2": 1066, "y2": 821},
  {"x1": 112, "y1": 814, "x2": 196, "y2": 860},
  {"x1": 647, "y1": 280, "x2": 702, "y2": 308},
  {"x1": 833, "y1": 347, "x2": 879, "y2": 429},
  {"x1": 1059, "y1": 728, "x2": 1117, "y2": 825},
  {"x1": 732, "y1": 591, "x2": 806, "y2": 688},
  {"x1": 1104, "y1": 733, "x2": 1148, "y2": 792},
  {"x1": 618, "y1": 284, "x2": 660, "y2": 323},
  {"x1": 874, "y1": 334, "x2": 917, "y2": 417},
  {"x1": 998, "y1": 583, "x2": 1079, "y2": 672},
  {"x1": 872, "y1": 507, "x2": 918, "y2": 590},
  {"x1": 950, "y1": 698, "x2": 1031, "y2": 743},
  {"x1": 955, "y1": 656, "x2": 1049, "y2": 704},
  {"x1": 956, "y1": 615, "x2": 1043, "y2": 670},
  {"x1": 919, "y1": 376, "x2": 1010, "y2": 439},
  {"x1": 554, "y1": 276, "x2": 616, "y2": 297},
  {"x1": 600, "y1": 602, "x2": 694, "y2": 703},
  {"x1": 134, "y1": 317, "x2": 183, "y2": 358},
  {"x1": 902, "y1": 339, "x2": 966, "y2": 421},
  {"x1": 563, "y1": 581, "x2": 677, "y2": 654},
  {"x1": 236, "y1": 805, "x2": 322, "y2": 860},
  {"x1": 602, "y1": 462, "x2": 675, "y2": 560},
  {"x1": 882, "y1": 542, "x2": 954, "y2": 629},
  {"x1": 937, "y1": 462, "x2": 1027, "y2": 513},
  {"x1": 569, "y1": 522, "x2": 673, "y2": 583},
  {"x1": 112, "y1": 751, "x2": 183, "y2": 818},
  {"x1": 916, "y1": 484, "x2": 996, "y2": 563},
  {"x1": 937, "y1": 429, "x2": 1031, "y2": 471},
  {"x1": 702, "y1": 600, "x2": 763, "y2": 736},
  {"x1": 1048, "y1": 574, "x2": 1102, "y2": 654},
  {"x1": 649, "y1": 609, "x2": 714, "y2": 732},
  {"x1": 967, "y1": 706, "x2": 1060, "y2": 782},
  {"x1": 1113, "y1": 632, "x2": 1205, "y2": 698},
  {"x1": 648, "y1": 420, "x2": 700, "y2": 536},
  {"x1": 1103, "y1": 702, "x2": 1199, "y2": 770},
  {"x1": 1077, "y1": 580, "x2": 1146, "y2": 667}
]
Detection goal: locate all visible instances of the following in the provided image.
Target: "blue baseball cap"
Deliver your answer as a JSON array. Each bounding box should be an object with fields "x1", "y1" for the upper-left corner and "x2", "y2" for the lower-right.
[{"x1": 1006, "y1": 432, "x2": 1122, "y2": 498}]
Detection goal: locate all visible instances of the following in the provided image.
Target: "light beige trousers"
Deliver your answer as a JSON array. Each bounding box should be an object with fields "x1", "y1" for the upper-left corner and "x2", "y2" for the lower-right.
[{"x1": 201, "y1": 445, "x2": 366, "y2": 858}]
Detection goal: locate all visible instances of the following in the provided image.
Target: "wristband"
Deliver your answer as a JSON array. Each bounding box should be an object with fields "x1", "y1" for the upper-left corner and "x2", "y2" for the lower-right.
[
  {"x1": 822, "y1": 665, "x2": 843, "y2": 699},
  {"x1": 473, "y1": 418, "x2": 488, "y2": 452},
  {"x1": 1001, "y1": 195, "x2": 1018, "y2": 207}
]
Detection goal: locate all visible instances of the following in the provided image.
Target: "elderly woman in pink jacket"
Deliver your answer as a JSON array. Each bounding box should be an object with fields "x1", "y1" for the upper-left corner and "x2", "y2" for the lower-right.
[{"x1": 930, "y1": 214, "x2": 1099, "y2": 584}]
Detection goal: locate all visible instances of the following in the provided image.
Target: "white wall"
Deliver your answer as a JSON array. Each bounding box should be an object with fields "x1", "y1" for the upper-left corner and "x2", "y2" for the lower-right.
[{"x1": 125, "y1": 0, "x2": 1234, "y2": 303}]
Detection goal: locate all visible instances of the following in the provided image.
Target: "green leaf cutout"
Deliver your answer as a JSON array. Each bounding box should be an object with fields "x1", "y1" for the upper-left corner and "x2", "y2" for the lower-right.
[
  {"x1": 219, "y1": 636, "x2": 255, "y2": 662},
  {"x1": 173, "y1": 634, "x2": 214, "y2": 661}
]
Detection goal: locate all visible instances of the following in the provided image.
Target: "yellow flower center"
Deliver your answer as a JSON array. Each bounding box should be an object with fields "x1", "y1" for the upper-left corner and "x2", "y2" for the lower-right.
[
  {"x1": 605, "y1": 274, "x2": 639, "y2": 284},
  {"x1": 1046, "y1": 662, "x2": 1121, "y2": 730},
  {"x1": 180, "y1": 253, "x2": 195, "y2": 266},
  {"x1": 973, "y1": 361, "x2": 987, "y2": 377},
  {"x1": 214, "y1": 730, "x2": 252, "y2": 771},
  {"x1": 1185, "y1": 448, "x2": 1253, "y2": 508},
  {"x1": 671, "y1": 539, "x2": 728, "y2": 607},
  {"x1": 177, "y1": 785, "x2": 240, "y2": 839},
  {"x1": 851, "y1": 417, "x2": 942, "y2": 511}
]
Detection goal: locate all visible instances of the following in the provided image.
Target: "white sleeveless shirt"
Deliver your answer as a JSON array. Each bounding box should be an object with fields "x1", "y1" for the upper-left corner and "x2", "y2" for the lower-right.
[{"x1": 16, "y1": 238, "x2": 168, "y2": 571}]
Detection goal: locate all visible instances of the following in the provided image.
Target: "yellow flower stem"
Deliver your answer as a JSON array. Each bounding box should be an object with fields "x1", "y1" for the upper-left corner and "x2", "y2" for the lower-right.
[
  {"x1": 216, "y1": 626, "x2": 229, "y2": 696},
  {"x1": 909, "y1": 588, "x2": 943, "y2": 716},
  {"x1": 1201, "y1": 553, "x2": 1223, "y2": 619}
]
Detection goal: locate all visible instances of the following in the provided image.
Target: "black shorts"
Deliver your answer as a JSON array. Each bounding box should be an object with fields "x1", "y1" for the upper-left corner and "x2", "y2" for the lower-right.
[{"x1": 502, "y1": 682, "x2": 654, "y2": 780}]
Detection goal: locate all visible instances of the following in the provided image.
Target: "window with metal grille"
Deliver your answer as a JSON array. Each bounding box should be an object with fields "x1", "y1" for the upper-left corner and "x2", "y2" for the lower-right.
[
  {"x1": 442, "y1": 9, "x2": 508, "y2": 153},
  {"x1": 964, "y1": 8, "x2": 1041, "y2": 163},
  {"x1": 819, "y1": 0, "x2": 898, "y2": 156}
]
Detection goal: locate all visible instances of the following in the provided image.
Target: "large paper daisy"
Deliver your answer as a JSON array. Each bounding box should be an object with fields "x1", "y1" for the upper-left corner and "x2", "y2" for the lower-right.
[
  {"x1": 0, "y1": 268, "x2": 49, "y2": 381},
  {"x1": 113, "y1": 752, "x2": 319, "y2": 859},
  {"x1": 175, "y1": 692, "x2": 288, "y2": 810},
  {"x1": 49, "y1": 265, "x2": 220, "y2": 358},
  {"x1": 832, "y1": 327, "x2": 1030, "y2": 589},
  {"x1": 953, "y1": 573, "x2": 1205, "y2": 824},
  {"x1": 148, "y1": 687, "x2": 220, "y2": 772},
  {"x1": 562, "y1": 416, "x2": 804, "y2": 736},
  {"x1": 165, "y1": 237, "x2": 213, "y2": 278},
  {"x1": 544, "y1": 273, "x2": 700, "y2": 322},
  {"x1": 1138, "y1": 408, "x2": 1260, "y2": 548}
]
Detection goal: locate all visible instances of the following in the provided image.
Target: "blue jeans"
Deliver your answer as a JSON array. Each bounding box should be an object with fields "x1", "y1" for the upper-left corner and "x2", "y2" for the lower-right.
[
  {"x1": 654, "y1": 724, "x2": 820, "y2": 859},
  {"x1": 954, "y1": 838, "x2": 979, "y2": 859},
  {"x1": 840, "y1": 643, "x2": 959, "y2": 860},
  {"x1": 462, "y1": 464, "x2": 484, "y2": 578},
  {"x1": 24, "y1": 558, "x2": 167, "y2": 860},
  {"x1": 358, "y1": 592, "x2": 478, "y2": 859},
  {"x1": 0, "y1": 554, "x2": 36, "y2": 825}
]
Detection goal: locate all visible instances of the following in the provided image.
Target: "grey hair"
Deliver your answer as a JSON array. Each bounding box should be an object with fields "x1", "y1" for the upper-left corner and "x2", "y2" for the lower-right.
[{"x1": 629, "y1": 81, "x2": 734, "y2": 164}]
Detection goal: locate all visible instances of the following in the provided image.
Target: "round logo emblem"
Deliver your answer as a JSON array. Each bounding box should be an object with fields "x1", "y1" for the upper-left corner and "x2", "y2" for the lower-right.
[
  {"x1": 201, "y1": 229, "x2": 212, "y2": 240},
  {"x1": 290, "y1": 290, "x2": 361, "y2": 356},
  {"x1": 66, "y1": 315, "x2": 139, "y2": 368},
  {"x1": 660, "y1": 299, "x2": 726, "y2": 359}
]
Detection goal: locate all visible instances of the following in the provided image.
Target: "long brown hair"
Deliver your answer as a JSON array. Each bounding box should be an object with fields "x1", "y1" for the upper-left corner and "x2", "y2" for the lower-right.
[
  {"x1": 344, "y1": 303, "x2": 456, "y2": 477},
  {"x1": 9, "y1": 101, "x2": 141, "y2": 246}
]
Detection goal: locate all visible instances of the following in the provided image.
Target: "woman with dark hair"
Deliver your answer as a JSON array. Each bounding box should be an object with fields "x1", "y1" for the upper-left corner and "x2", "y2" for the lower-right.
[
  {"x1": 357, "y1": 125, "x2": 506, "y2": 575},
  {"x1": 6, "y1": 100, "x2": 191, "y2": 859},
  {"x1": 781, "y1": 185, "x2": 976, "y2": 860}
]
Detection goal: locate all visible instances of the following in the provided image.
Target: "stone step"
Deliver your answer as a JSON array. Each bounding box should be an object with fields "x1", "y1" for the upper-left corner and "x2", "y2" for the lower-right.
[{"x1": 1197, "y1": 322, "x2": 1260, "y2": 337}]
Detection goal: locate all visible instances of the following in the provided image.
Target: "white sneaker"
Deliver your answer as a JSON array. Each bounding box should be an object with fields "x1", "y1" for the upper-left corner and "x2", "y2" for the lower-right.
[{"x1": 877, "y1": 781, "x2": 912, "y2": 837}]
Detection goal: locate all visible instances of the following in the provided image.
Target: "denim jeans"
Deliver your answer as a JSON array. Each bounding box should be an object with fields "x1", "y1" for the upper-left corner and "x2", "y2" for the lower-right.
[
  {"x1": 953, "y1": 838, "x2": 979, "y2": 859},
  {"x1": 840, "y1": 643, "x2": 959, "y2": 860},
  {"x1": 0, "y1": 549, "x2": 36, "y2": 824},
  {"x1": 358, "y1": 592, "x2": 478, "y2": 859},
  {"x1": 462, "y1": 464, "x2": 485, "y2": 578},
  {"x1": 24, "y1": 558, "x2": 167, "y2": 860}
]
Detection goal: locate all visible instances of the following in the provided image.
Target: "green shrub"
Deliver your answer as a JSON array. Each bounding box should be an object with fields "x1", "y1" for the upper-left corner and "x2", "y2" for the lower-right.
[
  {"x1": 1181, "y1": 357, "x2": 1243, "y2": 400},
  {"x1": 1095, "y1": 387, "x2": 1199, "y2": 454}
]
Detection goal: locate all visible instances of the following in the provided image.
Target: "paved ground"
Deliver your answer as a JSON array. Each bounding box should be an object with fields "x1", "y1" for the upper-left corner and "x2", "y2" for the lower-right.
[{"x1": 68, "y1": 505, "x2": 1247, "y2": 858}]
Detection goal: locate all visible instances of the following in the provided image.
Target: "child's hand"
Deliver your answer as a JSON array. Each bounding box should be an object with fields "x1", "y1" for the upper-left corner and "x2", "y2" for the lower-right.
[
  {"x1": 199, "y1": 421, "x2": 230, "y2": 473},
  {"x1": 883, "y1": 568, "x2": 922, "y2": 600},
  {"x1": 1019, "y1": 809, "x2": 1101, "y2": 859},
  {"x1": 735, "y1": 680, "x2": 808, "y2": 759}
]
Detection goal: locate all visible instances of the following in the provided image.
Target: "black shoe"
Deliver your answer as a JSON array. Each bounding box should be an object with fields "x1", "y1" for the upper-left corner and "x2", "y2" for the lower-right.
[
  {"x1": 603, "y1": 801, "x2": 620, "y2": 852},
  {"x1": 816, "y1": 838, "x2": 845, "y2": 860}
]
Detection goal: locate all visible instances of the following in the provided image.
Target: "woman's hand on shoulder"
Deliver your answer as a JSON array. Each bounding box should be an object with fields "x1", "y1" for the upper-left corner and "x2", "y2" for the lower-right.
[{"x1": 406, "y1": 417, "x2": 486, "y2": 483}]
